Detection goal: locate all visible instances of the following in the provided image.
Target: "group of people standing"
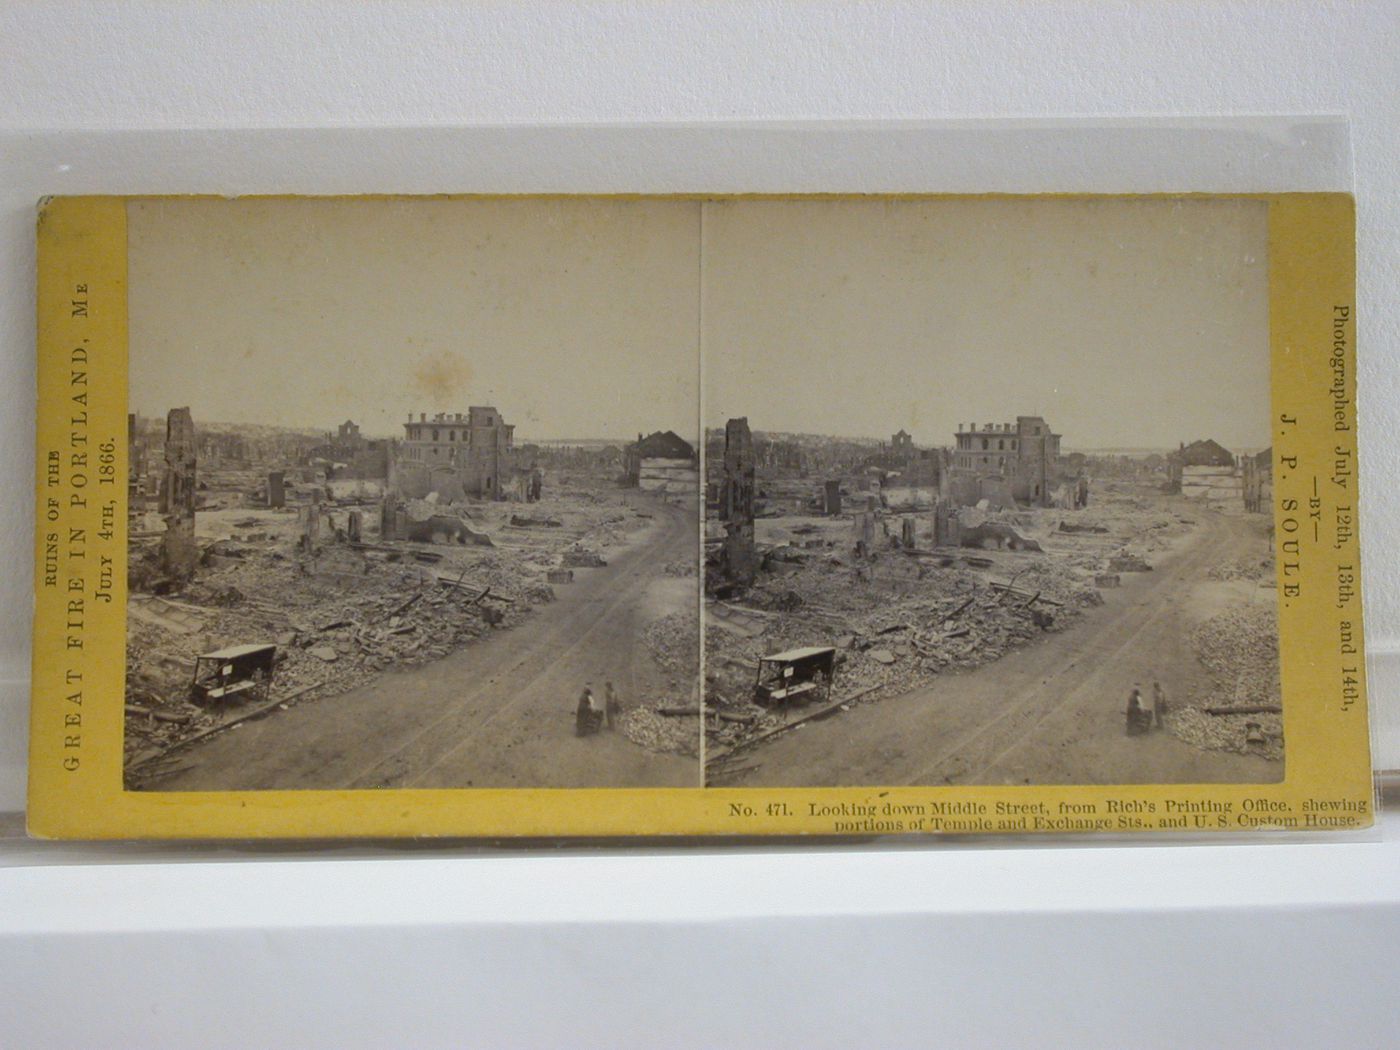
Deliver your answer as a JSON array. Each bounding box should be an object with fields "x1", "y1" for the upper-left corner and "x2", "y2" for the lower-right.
[
  {"x1": 576, "y1": 682, "x2": 621, "y2": 736},
  {"x1": 1126, "y1": 681, "x2": 1168, "y2": 736}
]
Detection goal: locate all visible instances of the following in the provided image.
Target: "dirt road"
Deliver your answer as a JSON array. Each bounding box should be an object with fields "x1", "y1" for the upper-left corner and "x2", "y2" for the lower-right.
[
  {"x1": 711, "y1": 508, "x2": 1280, "y2": 787},
  {"x1": 154, "y1": 493, "x2": 699, "y2": 791}
]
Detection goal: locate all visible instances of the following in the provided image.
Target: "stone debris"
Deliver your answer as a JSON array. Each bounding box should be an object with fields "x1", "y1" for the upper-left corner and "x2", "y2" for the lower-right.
[
  {"x1": 1169, "y1": 605, "x2": 1283, "y2": 760},
  {"x1": 645, "y1": 610, "x2": 700, "y2": 682},
  {"x1": 704, "y1": 567, "x2": 1089, "y2": 754},
  {"x1": 619, "y1": 706, "x2": 699, "y2": 757},
  {"x1": 125, "y1": 483, "x2": 665, "y2": 771},
  {"x1": 561, "y1": 546, "x2": 607, "y2": 568},
  {"x1": 1107, "y1": 552, "x2": 1152, "y2": 572},
  {"x1": 702, "y1": 478, "x2": 1255, "y2": 760},
  {"x1": 1207, "y1": 557, "x2": 1273, "y2": 583}
]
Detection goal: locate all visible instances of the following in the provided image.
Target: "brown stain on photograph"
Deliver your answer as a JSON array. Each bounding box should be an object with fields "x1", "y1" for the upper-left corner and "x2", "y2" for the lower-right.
[{"x1": 411, "y1": 351, "x2": 473, "y2": 401}]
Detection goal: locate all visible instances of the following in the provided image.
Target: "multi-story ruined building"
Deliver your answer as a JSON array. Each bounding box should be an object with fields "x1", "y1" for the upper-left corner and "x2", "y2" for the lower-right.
[
  {"x1": 392, "y1": 407, "x2": 516, "y2": 500},
  {"x1": 877, "y1": 429, "x2": 944, "y2": 487},
  {"x1": 307, "y1": 418, "x2": 388, "y2": 480},
  {"x1": 337, "y1": 419, "x2": 362, "y2": 445},
  {"x1": 951, "y1": 416, "x2": 1061, "y2": 507}
]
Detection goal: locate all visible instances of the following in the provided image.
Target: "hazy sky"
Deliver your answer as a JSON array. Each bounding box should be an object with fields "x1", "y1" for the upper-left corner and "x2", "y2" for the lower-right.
[
  {"x1": 703, "y1": 197, "x2": 1270, "y2": 450},
  {"x1": 128, "y1": 197, "x2": 701, "y2": 441},
  {"x1": 130, "y1": 196, "x2": 1269, "y2": 450}
]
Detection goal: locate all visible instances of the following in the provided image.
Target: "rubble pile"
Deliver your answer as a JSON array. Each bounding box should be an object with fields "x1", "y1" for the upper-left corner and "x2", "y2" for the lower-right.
[
  {"x1": 1207, "y1": 557, "x2": 1273, "y2": 583},
  {"x1": 619, "y1": 706, "x2": 700, "y2": 757},
  {"x1": 561, "y1": 546, "x2": 607, "y2": 568},
  {"x1": 645, "y1": 611, "x2": 700, "y2": 681},
  {"x1": 705, "y1": 483, "x2": 1213, "y2": 755},
  {"x1": 1171, "y1": 606, "x2": 1283, "y2": 760},
  {"x1": 612, "y1": 609, "x2": 704, "y2": 756},
  {"x1": 704, "y1": 702, "x2": 785, "y2": 752},
  {"x1": 124, "y1": 553, "x2": 542, "y2": 764},
  {"x1": 998, "y1": 560, "x2": 1105, "y2": 607},
  {"x1": 125, "y1": 487, "x2": 662, "y2": 767},
  {"x1": 705, "y1": 572, "x2": 1088, "y2": 751}
]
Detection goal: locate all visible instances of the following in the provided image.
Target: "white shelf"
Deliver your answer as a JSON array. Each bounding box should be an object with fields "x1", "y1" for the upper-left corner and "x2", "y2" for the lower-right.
[{"x1": 2, "y1": 817, "x2": 1398, "y2": 1048}]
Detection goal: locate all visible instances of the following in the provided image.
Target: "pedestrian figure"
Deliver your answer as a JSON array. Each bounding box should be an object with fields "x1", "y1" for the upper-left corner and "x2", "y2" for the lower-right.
[
  {"x1": 1153, "y1": 681, "x2": 1168, "y2": 728},
  {"x1": 1126, "y1": 684, "x2": 1148, "y2": 736},
  {"x1": 576, "y1": 686, "x2": 600, "y2": 737},
  {"x1": 605, "y1": 681, "x2": 621, "y2": 729}
]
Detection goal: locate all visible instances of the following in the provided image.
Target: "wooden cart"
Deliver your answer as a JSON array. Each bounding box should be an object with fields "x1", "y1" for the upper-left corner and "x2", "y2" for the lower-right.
[
  {"x1": 190, "y1": 643, "x2": 277, "y2": 705},
  {"x1": 754, "y1": 646, "x2": 838, "y2": 707}
]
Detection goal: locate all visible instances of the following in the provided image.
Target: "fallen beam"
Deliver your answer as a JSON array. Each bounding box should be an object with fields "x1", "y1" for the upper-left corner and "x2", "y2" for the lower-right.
[
  {"x1": 940, "y1": 596, "x2": 975, "y2": 623},
  {"x1": 376, "y1": 590, "x2": 423, "y2": 623},
  {"x1": 705, "y1": 685, "x2": 880, "y2": 767},
  {"x1": 988, "y1": 581, "x2": 1063, "y2": 607},
  {"x1": 710, "y1": 761, "x2": 763, "y2": 777},
  {"x1": 1205, "y1": 704, "x2": 1282, "y2": 716},
  {"x1": 124, "y1": 705, "x2": 193, "y2": 724},
  {"x1": 126, "y1": 683, "x2": 319, "y2": 779},
  {"x1": 435, "y1": 577, "x2": 514, "y2": 604},
  {"x1": 695, "y1": 707, "x2": 759, "y2": 724}
]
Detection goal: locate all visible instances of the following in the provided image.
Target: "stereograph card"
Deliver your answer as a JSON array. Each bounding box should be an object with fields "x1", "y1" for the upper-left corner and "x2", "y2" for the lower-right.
[{"x1": 26, "y1": 193, "x2": 1373, "y2": 838}]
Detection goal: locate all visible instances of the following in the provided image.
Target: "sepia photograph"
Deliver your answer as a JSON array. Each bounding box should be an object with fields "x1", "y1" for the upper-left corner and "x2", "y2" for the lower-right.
[
  {"x1": 701, "y1": 197, "x2": 1282, "y2": 787},
  {"x1": 122, "y1": 197, "x2": 702, "y2": 790},
  {"x1": 113, "y1": 194, "x2": 1288, "y2": 795}
]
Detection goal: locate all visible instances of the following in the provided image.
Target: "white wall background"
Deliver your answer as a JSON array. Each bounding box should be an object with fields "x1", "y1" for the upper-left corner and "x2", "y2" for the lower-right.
[
  {"x1": 0, "y1": 2, "x2": 1396, "y2": 765},
  {"x1": 1, "y1": 5, "x2": 1398, "y2": 1047},
  {"x1": 1, "y1": 2, "x2": 1397, "y2": 778}
]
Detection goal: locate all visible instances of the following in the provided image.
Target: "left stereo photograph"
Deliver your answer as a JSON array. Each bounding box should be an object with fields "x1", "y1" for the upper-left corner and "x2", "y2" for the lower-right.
[{"x1": 119, "y1": 197, "x2": 703, "y2": 790}]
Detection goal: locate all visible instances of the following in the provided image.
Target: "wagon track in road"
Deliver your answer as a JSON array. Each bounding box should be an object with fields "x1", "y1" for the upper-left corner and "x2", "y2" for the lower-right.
[
  {"x1": 907, "y1": 512, "x2": 1247, "y2": 785},
  {"x1": 384, "y1": 502, "x2": 692, "y2": 788},
  {"x1": 714, "y1": 507, "x2": 1276, "y2": 788},
  {"x1": 152, "y1": 494, "x2": 699, "y2": 792}
]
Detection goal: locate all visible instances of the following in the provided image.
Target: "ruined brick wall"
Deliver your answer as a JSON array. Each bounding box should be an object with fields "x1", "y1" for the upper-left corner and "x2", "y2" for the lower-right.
[
  {"x1": 720, "y1": 417, "x2": 756, "y2": 586},
  {"x1": 159, "y1": 407, "x2": 198, "y2": 579}
]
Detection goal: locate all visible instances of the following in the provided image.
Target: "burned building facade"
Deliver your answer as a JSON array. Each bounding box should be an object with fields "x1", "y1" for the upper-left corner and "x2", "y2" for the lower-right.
[
  {"x1": 1242, "y1": 447, "x2": 1272, "y2": 513},
  {"x1": 877, "y1": 429, "x2": 944, "y2": 487},
  {"x1": 392, "y1": 407, "x2": 517, "y2": 501},
  {"x1": 1169, "y1": 438, "x2": 1243, "y2": 507},
  {"x1": 718, "y1": 417, "x2": 757, "y2": 588},
  {"x1": 306, "y1": 418, "x2": 389, "y2": 480},
  {"x1": 624, "y1": 430, "x2": 698, "y2": 494},
  {"x1": 950, "y1": 416, "x2": 1061, "y2": 508},
  {"x1": 1167, "y1": 438, "x2": 1235, "y2": 493},
  {"x1": 159, "y1": 407, "x2": 198, "y2": 579}
]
